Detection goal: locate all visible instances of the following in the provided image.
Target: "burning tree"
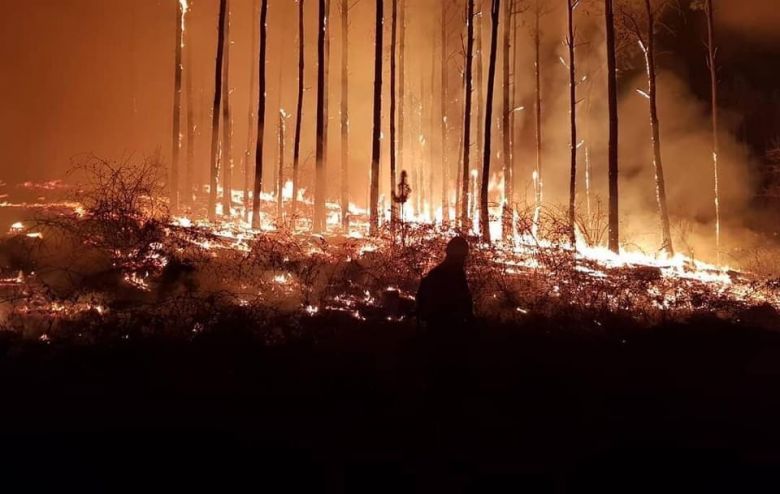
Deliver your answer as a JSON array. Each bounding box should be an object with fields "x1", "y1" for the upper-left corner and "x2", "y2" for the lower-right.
[
  {"x1": 390, "y1": 0, "x2": 399, "y2": 228},
  {"x1": 292, "y1": 0, "x2": 305, "y2": 222},
  {"x1": 368, "y1": 0, "x2": 384, "y2": 236},
  {"x1": 565, "y1": 0, "x2": 579, "y2": 246},
  {"x1": 461, "y1": 0, "x2": 476, "y2": 231},
  {"x1": 313, "y1": 0, "x2": 329, "y2": 233},
  {"x1": 340, "y1": 0, "x2": 351, "y2": 229},
  {"x1": 479, "y1": 0, "x2": 501, "y2": 243},
  {"x1": 209, "y1": 0, "x2": 228, "y2": 223},
  {"x1": 691, "y1": 0, "x2": 722, "y2": 259},
  {"x1": 605, "y1": 0, "x2": 620, "y2": 253},
  {"x1": 221, "y1": 1, "x2": 234, "y2": 219},
  {"x1": 251, "y1": 0, "x2": 269, "y2": 229},
  {"x1": 621, "y1": 0, "x2": 675, "y2": 256},
  {"x1": 170, "y1": 0, "x2": 187, "y2": 213}
]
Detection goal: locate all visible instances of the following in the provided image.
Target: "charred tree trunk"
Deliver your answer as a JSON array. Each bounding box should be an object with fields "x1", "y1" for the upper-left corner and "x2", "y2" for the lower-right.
[
  {"x1": 184, "y1": 3, "x2": 195, "y2": 206},
  {"x1": 390, "y1": 0, "x2": 399, "y2": 227},
  {"x1": 323, "y1": 0, "x2": 331, "y2": 221},
  {"x1": 221, "y1": 2, "x2": 233, "y2": 217},
  {"x1": 208, "y1": 0, "x2": 228, "y2": 222},
  {"x1": 475, "y1": 2, "x2": 485, "y2": 190},
  {"x1": 533, "y1": 3, "x2": 543, "y2": 230},
  {"x1": 292, "y1": 0, "x2": 305, "y2": 222},
  {"x1": 605, "y1": 0, "x2": 619, "y2": 252},
  {"x1": 313, "y1": 0, "x2": 328, "y2": 232},
  {"x1": 460, "y1": 0, "x2": 475, "y2": 230},
  {"x1": 641, "y1": 0, "x2": 673, "y2": 255},
  {"x1": 480, "y1": 0, "x2": 500, "y2": 243},
  {"x1": 566, "y1": 0, "x2": 577, "y2": 246},
  {"x1": 705, "y1": 0, "x2": 721, "y2": 258},
  {"x1": 244, "y1": 0, "x2": 260, "y2": 219},
  {"x1": 501, "y1": 0, "x2": 512, "y2": 241},
  {"x1": 440, "y1": 1, "x2": 450, "y2": 226},
  {"x1": 340, "y1": 0, "x2": 350, "y2": 229},
  {"x1": 171, "y1": 0, "x2": 184, "y2": 213},
  {"x1": 251, "y1": 0, "x2": 269, "y2": 229},
  {"x1": 369, "y1": 0, "x2": 384, "y2": 236}
]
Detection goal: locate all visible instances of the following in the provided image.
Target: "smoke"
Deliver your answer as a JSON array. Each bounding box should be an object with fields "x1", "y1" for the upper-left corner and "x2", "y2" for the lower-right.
[
  {"x1": 505, "y1": 1, "x2": 757, "y2": 261},
  {"x1": 716, "y1": 0, "x2": 780, "y2": 44}
]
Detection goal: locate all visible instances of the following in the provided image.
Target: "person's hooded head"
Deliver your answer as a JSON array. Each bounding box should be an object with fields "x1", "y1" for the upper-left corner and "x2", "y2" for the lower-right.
[{"x1": 445, "y1": 236, "x2": 469, "y2": 266}]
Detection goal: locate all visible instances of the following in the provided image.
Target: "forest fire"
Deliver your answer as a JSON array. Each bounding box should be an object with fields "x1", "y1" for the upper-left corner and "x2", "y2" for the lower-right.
[
  {"x1": 4, "y1": 0, "x2": 780, "y2": 487},
  {"x1": 1, "y1": 173, "x2": 778, "y2": 342}
]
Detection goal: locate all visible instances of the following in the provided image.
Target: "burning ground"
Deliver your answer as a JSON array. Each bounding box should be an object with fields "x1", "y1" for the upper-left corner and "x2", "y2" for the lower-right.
[{"x1": 1, "y1": 162, "x2": 779, "y2": 344}]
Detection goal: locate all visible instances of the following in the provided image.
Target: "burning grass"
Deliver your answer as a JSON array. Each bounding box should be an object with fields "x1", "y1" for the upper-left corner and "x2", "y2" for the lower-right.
[{"x1": 1, "y1": 158, "x2": 779, "y2": 343}]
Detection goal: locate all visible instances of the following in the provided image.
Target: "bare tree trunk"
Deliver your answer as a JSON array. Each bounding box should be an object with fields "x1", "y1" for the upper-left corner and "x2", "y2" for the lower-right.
[
  {"x1": 251, "y1": 0, "x2": 269, "y2": 229},
  {"x1": 184, "y1": 3, "x2": 195, "y2": 206},
  {"x1": 533, "y1": 3, "x2": 543, "y2": 230},
  {"x1": 480, "y1": 0, "x2": 500, "y2": 243},
  {"x1": 390, "y1": 0, "x2": 398, "y2": 227},
  {"x1": 277, "y1": 111, "x2": 285, "y2": 220},
  {"x1": 429, "y1": 34, "x2": 436, "y2": 219},
  {"x1": 340, "y1": 0, "x2": 350, "y2": 229},
  {"x1": 323, "y1": 0, "x2": 331, "y2": 220},
  {"x1": 221, "y1": 2, "x2": 233, "y2": 218},
  {"x1": 461, "y1": 0, "x2": 475, "y2": 230},
  {"x1": 501, "y1": 0, "x2": 512, "y2": 241},
  {"x1": 706, "y1": 0, "x2": 721, "y2": 259},
  {"x1": 292, "y1": 0, "x2": 305, "y2": 223},
  {"x1": 398, "y1": 0, "x2": 406, "y2": 189},
  {"x1": 475, "y1": 1, "x2": 485, "y2": 189},
  {"x1": 605, "y1": 0, "x2": 619, "y2": 252},
  {"x1": 171, "y1": 0, "x2": 185, "y2": 213},
  {"x1": 566, "y1": 0, "x2": 577, "y2": 246},
  {"x1": 440, "y1": 0, "x2": 450, "y2": 227},
  {"x1": 244, "y1": 0, "x2": 260, "y2": 219},
  {"x1": 641, "y1": 0, "x2": 673, "y2": 255},
  {"x1": 313, "y1": 0, "x2": 328, "y2": 232},
  {"x1": 369, "y1": 0, "x2": 384, "y2": 236},
  {"x1": 209, "y1": 0, "x2": 228, "y2": 222}
]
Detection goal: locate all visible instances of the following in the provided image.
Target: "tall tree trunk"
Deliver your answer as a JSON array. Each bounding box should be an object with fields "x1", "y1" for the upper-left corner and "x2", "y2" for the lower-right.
[
  {"x1": 184, "y1": 2, "x2": 195, "y2": 206},
  {"x1": 209, "y1": 0, "x2": 228, "y2": 222},
  {"x1": 566, "y1": 0, "x2": 577, "y2": 246},
  {"x1": 461, "y1": 0, "x2": 475, "y2": 230},
  {"x1": 292, "y1": 0, "x2": 305, "y2": 223},
  {"x1": 221, "y1": 2, "x2": 233, "y2": 218},
  {"x1": 705, "y1": 0, "x2": 721, "y2": 259},
  {"x1": 501, "y1": 0, "x2": 512, "y2": 241},
  {"x1": 277, "y1": 111, "x2": 285, "y2": 220},
  {"x1": 398, "y1": 0, "x2": 406, "y2": 190},
  {"x1": 475, "y1": 1, "x2": 485, "y2": 190},
  {"x1": 340, "y1": 0, "x2": 350, "y2": 229},
  {"x1": 251, "y1": 0, "x2": 269, "y2": 229},
  {"x1": 171, "y1": 0, "x2": 185, "y2": 213},
  {"x1": 480, "y1": 0, "x2": 500, "y2": 243},
  {"x1": 533, "y1": 3, "x2": 543, "y2": 230},
  {"x1": 323, "y1": 0, "x2": 331, "y2": 221},
  {"x1": 642, "y1": 0, "x2": 673, "y2": 255},
  {"x1": 390, "y1": 0, "x2": 398, "y2": 227},
  {"x1": 440, "y1": 0, "x2": 450, "y2": 226},
  {"x1": 369, "y1": 0, "x2": 384, "y2": 235},
  {"x1": 313, "y1": 0, "x2": 328, "y2": 232},
  {"x1": 244, "y1": 0, "x2": 260, "y2": 219},
  {"x1": 429, "y1": 34, "x2": 436, "y2": 219},
  {"x1": 605, "y1": 0, "x2": 619, "y2": 252}
]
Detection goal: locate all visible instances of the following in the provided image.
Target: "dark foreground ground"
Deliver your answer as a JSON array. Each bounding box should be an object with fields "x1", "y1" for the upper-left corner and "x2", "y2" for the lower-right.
[{"x1": 2, "y1": 316, "x2": 780, "y2": 493}]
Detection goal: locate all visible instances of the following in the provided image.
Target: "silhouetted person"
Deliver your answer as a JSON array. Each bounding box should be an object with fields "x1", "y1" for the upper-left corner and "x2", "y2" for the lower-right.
[{"x1": 416, "y1": 236, "x2": 474, "y2": 333}]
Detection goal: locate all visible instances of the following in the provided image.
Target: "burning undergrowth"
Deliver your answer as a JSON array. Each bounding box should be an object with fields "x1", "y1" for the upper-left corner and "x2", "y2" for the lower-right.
[{"x1": 1, "y1": 159, "x2": 779, "y2": 344}]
